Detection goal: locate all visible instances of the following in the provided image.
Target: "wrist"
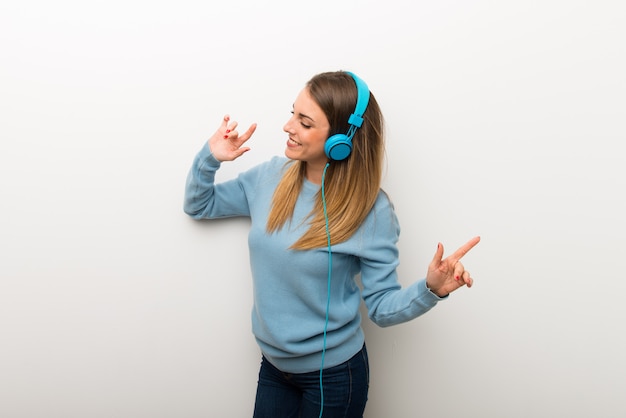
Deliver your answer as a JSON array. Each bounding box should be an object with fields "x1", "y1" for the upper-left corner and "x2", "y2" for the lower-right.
[{"x1": 426, "y1": 280, "x2": 447, "y2": 298}]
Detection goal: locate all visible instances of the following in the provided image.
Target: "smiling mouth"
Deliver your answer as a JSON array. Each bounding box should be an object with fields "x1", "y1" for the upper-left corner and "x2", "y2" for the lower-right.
[{"x1": 288, "y1": 137, "x2": 301, "y2": 145}]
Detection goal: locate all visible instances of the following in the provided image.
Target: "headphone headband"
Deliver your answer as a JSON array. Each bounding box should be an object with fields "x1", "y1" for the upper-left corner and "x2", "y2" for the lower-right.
[
  {"x1": 324, "y1": 71, "x2": 371, "y2": 161},
  {"x1": 345, "y1": 71, "x2": 370, "y2": 130}
]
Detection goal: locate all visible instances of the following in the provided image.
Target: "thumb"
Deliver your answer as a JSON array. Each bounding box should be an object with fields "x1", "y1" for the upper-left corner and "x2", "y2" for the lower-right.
[{"x1": 234, "y1": 147, "x2": 251, "y2": 158}]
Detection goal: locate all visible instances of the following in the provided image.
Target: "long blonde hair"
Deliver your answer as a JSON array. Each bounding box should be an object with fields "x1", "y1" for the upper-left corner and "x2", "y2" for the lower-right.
[{"x1": 266, "y1": 71, "x2": 385, "y2": 250}]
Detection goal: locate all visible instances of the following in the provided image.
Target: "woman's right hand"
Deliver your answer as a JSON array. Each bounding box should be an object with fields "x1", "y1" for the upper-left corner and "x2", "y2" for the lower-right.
[{"x1": 208, "y1": 115, "x2": 257, "y2": 162}]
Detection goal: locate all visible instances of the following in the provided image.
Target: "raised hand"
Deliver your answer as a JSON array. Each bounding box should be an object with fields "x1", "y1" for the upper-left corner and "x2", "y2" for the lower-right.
[
  {"x1": 425, "y1": 236, "x2": 481, "y2": 297},
  {"x1": 208, "y1": 114, "x2": 257, "y2": 162}
]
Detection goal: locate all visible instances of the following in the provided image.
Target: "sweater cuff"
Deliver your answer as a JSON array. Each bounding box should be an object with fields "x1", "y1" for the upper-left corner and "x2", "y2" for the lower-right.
[
  {"x1": 198, "y1": 142, "x2": 222, "y2": 169},
  {"x1": 422, "y1": 279, "x2": 449, "y2": 300}
]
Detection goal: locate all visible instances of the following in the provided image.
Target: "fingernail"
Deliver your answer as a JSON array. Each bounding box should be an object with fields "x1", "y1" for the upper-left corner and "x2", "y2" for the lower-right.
[
  {"x1": 223, "y1": 135, "x2": 228, "y2": 139},
  {"x1": 455, "y1": 275, "x2": 460, "y2": 280},
  {"x1": 226, "y1": 129, "x2": 231, "y2": 133}
]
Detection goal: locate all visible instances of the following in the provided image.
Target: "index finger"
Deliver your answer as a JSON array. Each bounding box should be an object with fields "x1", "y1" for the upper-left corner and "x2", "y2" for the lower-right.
[{"x1": 448, "y1": 236, "x2": 481, "y2": 263}]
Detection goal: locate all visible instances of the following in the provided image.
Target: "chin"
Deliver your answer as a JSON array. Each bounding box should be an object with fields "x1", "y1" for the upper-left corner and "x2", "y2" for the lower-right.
[{"x1": 284, "y1": 148, "x2": 301, "y2": 161}]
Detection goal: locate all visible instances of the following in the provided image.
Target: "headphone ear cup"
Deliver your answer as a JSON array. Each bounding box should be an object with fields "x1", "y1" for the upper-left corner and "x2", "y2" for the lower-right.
[{"x1": 325, "y1": 134, "x2": 352, "y2": 161}]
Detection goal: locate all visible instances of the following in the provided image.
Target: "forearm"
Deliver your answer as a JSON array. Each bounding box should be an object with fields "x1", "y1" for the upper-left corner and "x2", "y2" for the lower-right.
[
  {"x1": 183, "y1": 143, "x2": 222, "y2": 219},
  {"x1": 365, "y1": 279, "x2": 445, "y2": 327}
]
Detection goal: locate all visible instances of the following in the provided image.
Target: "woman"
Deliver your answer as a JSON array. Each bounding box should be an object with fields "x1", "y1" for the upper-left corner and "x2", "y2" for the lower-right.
[{"x1": 184, "y1": 71, "x2": 480, "y2": 418}]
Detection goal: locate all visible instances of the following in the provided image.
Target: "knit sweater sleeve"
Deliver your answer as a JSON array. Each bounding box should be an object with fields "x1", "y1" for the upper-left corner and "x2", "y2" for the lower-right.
[
  {"x1": 183, "y1": 142, "x2": 252, "y2": 219},
  {"x1": 359, "y1": 192, "x2": 447, "y2": 327}
]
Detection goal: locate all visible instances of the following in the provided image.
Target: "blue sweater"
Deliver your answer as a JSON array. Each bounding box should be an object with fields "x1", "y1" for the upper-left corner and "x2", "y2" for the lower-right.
[{"x1": 184, "y1": 143, "x2": 445, "y2": 373}]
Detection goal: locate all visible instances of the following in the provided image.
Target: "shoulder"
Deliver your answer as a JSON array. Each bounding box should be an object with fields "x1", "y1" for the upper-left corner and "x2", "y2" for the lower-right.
[
  {"x1": 248, "y1": 155, "x2": 290, "y2": 172},
  {"x1": 266, "y1": 155, "x2": 291, "y2": 171},
  {"x1": 239, "y1": 155, "x2": 292, "y2": 185},
  {"x1": 372, "y1": 189, "x2": 397, "y2": 215},
  {"x1": 361, "y1": 189, "x2": 400, "y2": 236}
]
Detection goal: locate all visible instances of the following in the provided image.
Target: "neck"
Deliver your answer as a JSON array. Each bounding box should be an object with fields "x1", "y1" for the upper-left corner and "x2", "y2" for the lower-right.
[{"x1": 305, "y1": 161, "x2": 329, "y2": 185}]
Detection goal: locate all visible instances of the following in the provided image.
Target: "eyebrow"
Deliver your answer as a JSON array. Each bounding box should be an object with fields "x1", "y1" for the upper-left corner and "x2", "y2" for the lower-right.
[{"x1": 292, "y1": 104, "x2": 315, "y2": 122}]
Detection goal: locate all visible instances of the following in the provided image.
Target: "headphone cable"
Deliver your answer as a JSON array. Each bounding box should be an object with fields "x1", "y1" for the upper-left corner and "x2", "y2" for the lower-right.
[{"x1": 319, "y1": 162, "x2": 332, "y2": 418}]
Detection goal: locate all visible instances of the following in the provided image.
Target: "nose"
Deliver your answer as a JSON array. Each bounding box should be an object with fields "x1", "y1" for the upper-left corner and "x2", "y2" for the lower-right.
[{"x1": 283, "y1": 114, "x2": 295, "y2": 134}]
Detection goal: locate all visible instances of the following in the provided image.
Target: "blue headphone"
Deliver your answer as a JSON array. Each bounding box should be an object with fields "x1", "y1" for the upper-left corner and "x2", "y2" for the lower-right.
[{"x1": 324, "y1": 72, "x2": 370, "y2": 161}]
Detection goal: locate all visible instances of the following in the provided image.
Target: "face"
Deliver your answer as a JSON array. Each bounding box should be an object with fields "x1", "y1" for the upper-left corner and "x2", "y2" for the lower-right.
[{"x1": 283, "y1": 87, "x2": 330, "y2": 169}]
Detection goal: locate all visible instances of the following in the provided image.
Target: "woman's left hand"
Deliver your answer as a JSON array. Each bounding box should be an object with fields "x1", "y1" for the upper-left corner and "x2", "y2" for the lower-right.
[{"x1": 425, "y1": 236, "x2": 481, "y2": 297}]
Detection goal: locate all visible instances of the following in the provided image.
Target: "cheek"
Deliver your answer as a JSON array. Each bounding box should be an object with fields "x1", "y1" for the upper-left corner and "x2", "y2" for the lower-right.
[{"x1": 311, "y1": 132, "x2": 328, "y2": 152}]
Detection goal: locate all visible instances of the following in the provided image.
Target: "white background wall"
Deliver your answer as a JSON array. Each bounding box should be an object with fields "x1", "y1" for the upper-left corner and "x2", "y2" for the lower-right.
[{"x1": 1, "y1": 1, "x2": 624, "y2": 417}]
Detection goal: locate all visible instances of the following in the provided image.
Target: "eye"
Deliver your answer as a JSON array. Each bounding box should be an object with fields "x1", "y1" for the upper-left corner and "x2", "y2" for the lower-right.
[{"x1": 290, "y1": 111, "x2": 311, "y2": 129}]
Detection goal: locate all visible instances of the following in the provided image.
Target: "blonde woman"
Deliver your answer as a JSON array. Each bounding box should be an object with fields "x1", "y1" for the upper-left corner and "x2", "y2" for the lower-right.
[{"x1": 184, "y1": 71, "x2": 480, "y2": 418}]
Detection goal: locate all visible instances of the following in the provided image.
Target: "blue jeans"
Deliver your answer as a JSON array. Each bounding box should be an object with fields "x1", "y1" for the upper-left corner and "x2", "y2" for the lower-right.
[{"x1": 253, "y1": 345, "x2": 370, "y2": 418}]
